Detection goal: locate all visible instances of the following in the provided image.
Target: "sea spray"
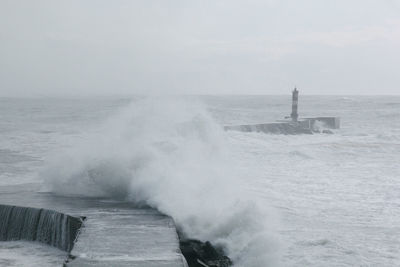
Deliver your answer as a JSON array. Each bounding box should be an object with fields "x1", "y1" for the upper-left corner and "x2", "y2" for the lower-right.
[{"x1": 40, "y1": 97, "x2": 280, "y2": 266}]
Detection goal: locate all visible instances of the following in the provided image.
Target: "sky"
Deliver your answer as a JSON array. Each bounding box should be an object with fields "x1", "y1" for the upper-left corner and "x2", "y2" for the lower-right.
[{"x1": 0, "y1": 0, "x2": 399, "y2": 96}]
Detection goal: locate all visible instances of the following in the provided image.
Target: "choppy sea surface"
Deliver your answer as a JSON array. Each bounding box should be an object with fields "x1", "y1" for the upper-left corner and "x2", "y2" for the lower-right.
[{"x1": 0, "y1": 95, "x2": 399, "y2": 266}]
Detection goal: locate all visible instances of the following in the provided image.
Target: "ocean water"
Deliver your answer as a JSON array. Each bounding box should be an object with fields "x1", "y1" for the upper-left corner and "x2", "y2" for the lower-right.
[{"x1": 0, "y1": 95, "x2": 399, "y2": 266}]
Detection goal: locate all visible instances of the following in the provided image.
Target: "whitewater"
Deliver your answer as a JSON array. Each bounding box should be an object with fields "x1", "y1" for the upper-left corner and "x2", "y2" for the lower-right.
[{"x1": 0, "y1": 95, "x2": 399, "y2": 266}]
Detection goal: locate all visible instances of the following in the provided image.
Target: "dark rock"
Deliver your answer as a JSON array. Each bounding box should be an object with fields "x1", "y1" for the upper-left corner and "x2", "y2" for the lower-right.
[
  {"x1": 322, "y1": 129, "x2": 334, "y2": 134},
  {"x1": 179, "y1": 238, "x2": 232, "y2": 267}
]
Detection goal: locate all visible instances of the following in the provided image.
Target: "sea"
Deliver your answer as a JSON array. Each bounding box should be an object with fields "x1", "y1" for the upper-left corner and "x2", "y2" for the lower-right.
[{"x1": 0, "y1": 95, "x2": 399, "y2": 267}]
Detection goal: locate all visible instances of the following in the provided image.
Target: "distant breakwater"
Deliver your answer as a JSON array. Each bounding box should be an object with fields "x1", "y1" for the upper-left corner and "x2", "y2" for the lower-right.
[
  {"x1": 0, "y1": 204, "x2": 84, "y2": 252},
  {"x1": 224, "y1": 117, "x2": 340, "y2": 135}
]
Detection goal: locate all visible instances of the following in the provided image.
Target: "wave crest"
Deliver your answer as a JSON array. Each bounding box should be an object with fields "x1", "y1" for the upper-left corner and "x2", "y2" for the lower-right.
[{"x1": 41, "y1": 97, "x2": 279, "y2": 266}]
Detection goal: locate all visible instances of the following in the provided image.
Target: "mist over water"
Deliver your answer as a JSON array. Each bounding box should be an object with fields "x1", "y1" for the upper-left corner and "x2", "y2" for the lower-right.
[
  {"x1": 1, "y1": 95, "x2": 399, "y2": 266},
  {"x1": 41, "y1": 97, "x2": 279, "y2": 266}
]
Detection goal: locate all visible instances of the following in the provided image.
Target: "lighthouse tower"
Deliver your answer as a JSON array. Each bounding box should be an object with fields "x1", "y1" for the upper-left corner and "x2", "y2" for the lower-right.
[{"x1": 290, "y1": 87, "x2": 299, "y2": 122}]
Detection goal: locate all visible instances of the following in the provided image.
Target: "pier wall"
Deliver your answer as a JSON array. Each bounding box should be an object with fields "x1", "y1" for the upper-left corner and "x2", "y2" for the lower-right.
[
  {"x1": 0, "y1": 204, "x2": 83, "y2": 252},
  {"x1": 224, "y1": 117, "x2": 340, "y2": 135},
  {"x1": 303, "y1": 117, "x2": 340, "y2": 129}
]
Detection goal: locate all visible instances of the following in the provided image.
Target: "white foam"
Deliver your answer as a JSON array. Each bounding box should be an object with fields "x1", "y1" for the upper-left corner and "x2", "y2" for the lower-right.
[
  {"x1": 41, "y1": 96, "x2": 279, "y2": 267},
  {"x1": 0, "y1": 241, "x2": 67, "y2": 267}
]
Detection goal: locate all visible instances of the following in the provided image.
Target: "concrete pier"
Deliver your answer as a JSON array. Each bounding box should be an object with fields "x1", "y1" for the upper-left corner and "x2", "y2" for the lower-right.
[
  {"x1": 224, "y1": 121, "x2": 315, "y2": 135},
  {"x1": 0, "y1": 184, "x2": 187, "y2": 267}
]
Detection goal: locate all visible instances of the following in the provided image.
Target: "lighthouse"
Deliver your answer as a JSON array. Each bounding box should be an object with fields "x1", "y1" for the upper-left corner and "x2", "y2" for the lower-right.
[{"x1": 290, "y1": 87, "x2": 299, "y2": 122}]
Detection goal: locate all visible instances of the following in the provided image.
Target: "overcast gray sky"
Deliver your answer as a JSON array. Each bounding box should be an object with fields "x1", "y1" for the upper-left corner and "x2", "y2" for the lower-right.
[{"x1": 0, "y1": 0, "x2": 399, "y2": 96}]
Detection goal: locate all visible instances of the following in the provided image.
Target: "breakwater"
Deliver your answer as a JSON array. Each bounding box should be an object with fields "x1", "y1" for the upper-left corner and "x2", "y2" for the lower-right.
[
  {"x1": 224, "y1": 117, "x2": 340, "y2": 135},
  {"x1": 0, "y1": 202, "x2": 230, "y2": 267},
  {"x1": 0, "y1": 204, "x2": 83, "y2": 252},
  {"x1": 0, "y1": 185, "x2": 188, "y2": 266},
  {"x1": 224, "y1": 89, "x2": 340, "y2": 135}
]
